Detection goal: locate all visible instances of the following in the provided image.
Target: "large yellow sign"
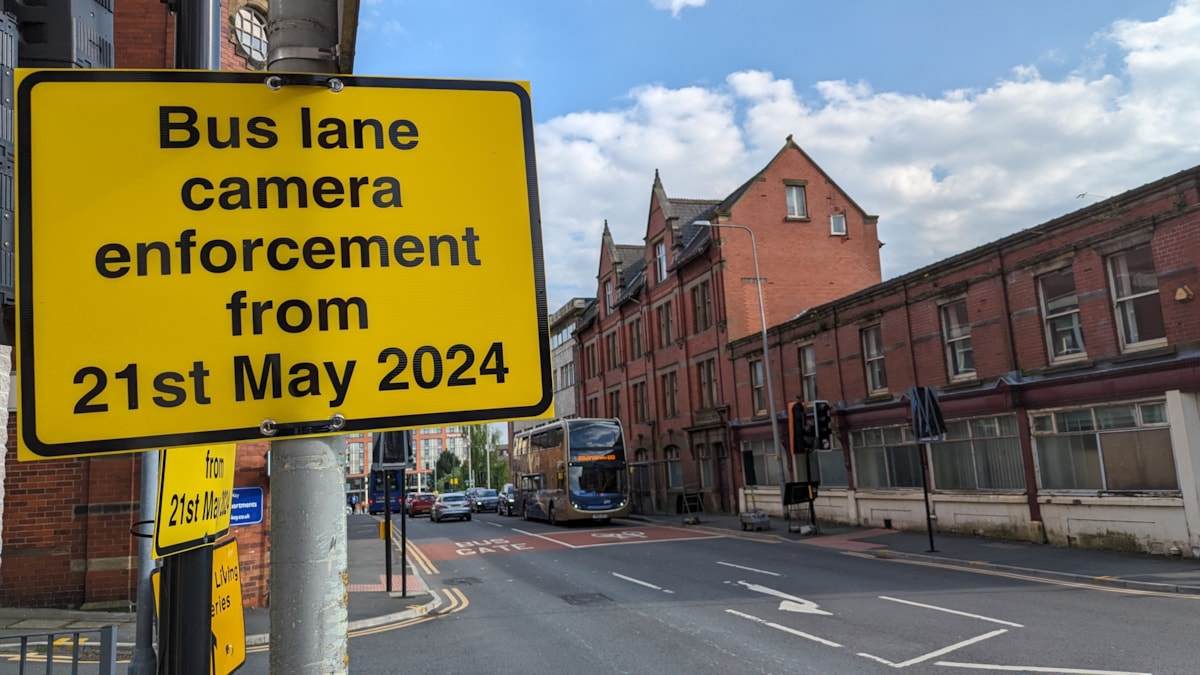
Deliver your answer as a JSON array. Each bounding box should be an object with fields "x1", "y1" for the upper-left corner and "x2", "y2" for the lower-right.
[
  {"x1": 16, "y1": 70, "x2": 551, "y2": 458},
  {"x1": 154, "y1": 443, "x2": 237, "y2": 558}
]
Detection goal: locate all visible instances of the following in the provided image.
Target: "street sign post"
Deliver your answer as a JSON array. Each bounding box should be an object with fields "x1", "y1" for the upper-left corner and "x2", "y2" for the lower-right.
[
  {"x1": 16, "y1": 70, "x2": 552, "y2": 459},
  {"x1": 153, "y1": 443, "x2": 237, "y2": 558},
  {"x1": 151, "y1": 538, "x2": 246, "y2": 675}
]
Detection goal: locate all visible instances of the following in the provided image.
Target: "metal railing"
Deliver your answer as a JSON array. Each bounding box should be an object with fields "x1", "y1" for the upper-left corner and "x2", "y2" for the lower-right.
[{"x1": 0, "y1": 625, "x2": 117, "y2": 674}]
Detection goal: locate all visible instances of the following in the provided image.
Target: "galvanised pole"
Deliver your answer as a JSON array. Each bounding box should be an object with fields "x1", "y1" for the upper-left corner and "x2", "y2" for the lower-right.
[{"x1": 266, "y1": 1, "x2": 350, "y2": 673}]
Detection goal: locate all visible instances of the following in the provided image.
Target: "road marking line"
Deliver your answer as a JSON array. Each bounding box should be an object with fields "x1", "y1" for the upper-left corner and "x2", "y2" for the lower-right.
[
  {"x1": 934, "y1": 661, "x2": 1151, "y2": 674},
  {"x1": 858, "y1": 652, "x2": 897, "y2": 667},
  {"x1": 612, "y1": 572, "x2": 674, "y2": 593},
  {"x1": 737, "y1": 581, "x2": 831, "y2": 615},
  {"x1": 726, "y1": 609, "x2": 842, "y2": 647},
  {"x1": 893, "y1": 629, "x2": 1007, "y2": 669},
  {"x1": 879, "y1": 595, "x2": 1023, "y2": 627},
  {"x1": 845, "y1": 551, "x2": 1199, "y2": 600},
  {"x1": 397, "y1": 538, "x2": 438, "y2": 575},
  {"x1": 512, "y1": 528, "x2": 579, "y2": 548},
  {"x1": 717, "y1": 561, "x2": 781, "y2": 576}
]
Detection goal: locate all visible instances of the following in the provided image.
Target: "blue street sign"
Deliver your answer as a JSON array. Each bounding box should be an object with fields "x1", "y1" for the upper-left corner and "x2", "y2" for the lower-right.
[{"x1": 230, "y1": 487, "x2": 264, "y2": 526}]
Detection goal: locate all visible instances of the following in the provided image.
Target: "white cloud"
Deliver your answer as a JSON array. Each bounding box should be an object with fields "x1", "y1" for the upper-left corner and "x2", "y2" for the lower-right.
[
  {"x1": 648, "y1": 0, "x2": 706, "y2": 18},
  {"x1": 534, "y1": 0, "x2": 1200, "y2": 309}
]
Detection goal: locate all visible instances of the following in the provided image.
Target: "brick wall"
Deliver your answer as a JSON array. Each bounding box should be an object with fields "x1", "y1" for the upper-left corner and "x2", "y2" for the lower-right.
[{"x1": 0, "y1": 0, "x2": 268, "y2": 610}]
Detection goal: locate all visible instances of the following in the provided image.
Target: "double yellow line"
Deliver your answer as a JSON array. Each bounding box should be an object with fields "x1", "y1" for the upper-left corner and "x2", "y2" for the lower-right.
[{"x1": 393, "y1": 533, "x2": 438, "y2": 576}]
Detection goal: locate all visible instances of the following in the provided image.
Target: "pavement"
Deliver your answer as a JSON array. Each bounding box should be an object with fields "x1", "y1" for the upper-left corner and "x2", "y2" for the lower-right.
[{"x1": 3, "y1": 508, "x2": 1200, "y2": 654}]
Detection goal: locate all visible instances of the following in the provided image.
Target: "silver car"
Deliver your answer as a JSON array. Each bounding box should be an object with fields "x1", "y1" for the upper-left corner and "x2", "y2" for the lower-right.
[{"x1": 431, "y1": 492, "x2": 472, "y2": 522}]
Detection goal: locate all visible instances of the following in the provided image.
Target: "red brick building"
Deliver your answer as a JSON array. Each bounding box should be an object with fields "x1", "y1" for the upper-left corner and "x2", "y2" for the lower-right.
[
  {"x1": 576, "y1": 137, "x2": 883, "y2": 515},
  {"x1": 1, "y1": 0, "x2": 276, "y2": 609},
  {"x1": 727, "y1": 164, "x2": 1200, "y2": 557}
]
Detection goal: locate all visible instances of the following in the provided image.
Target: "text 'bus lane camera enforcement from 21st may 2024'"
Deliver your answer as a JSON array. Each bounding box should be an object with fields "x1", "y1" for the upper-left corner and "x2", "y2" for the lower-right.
[{"x1": 17, "y1": 72, "x2": 552, "y2": 458}]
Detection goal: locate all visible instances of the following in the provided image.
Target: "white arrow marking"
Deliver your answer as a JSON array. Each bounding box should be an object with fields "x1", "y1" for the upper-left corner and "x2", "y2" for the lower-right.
[{"x1": 737, "y1": 581, "x2": 831, "y2": 615}]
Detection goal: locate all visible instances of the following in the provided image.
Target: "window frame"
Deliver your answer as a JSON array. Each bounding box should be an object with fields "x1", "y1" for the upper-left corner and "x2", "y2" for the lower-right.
[
  {"x1": 657, "y1": 300, "x2": 675, "y2": 348},
  {"x1": 231, "y1": 4, "x2": 269, "y2": 69},
  {"x1": 698, "y1": 358, "x2": 718, "y2": 409},
  {"x1": 749, "y1": 358, "x2": 766, "y2": 415},
  {"x1": 661, "y1": 371, "x2": 679, "y2": 417},
  {"x1": 1038, "y1": 266, "x2": 1087, "y2": 361},
  {"x1": 692, "y1": 280, "x2": 713, "y2": 333},
  {"x1": 629, "y1": 317, "x2": 643, "y2": 360},
  {"x1": 1107, "y1": 245, "x2": 1166, "y2": 351},
  {"x1": 654, "y1": 241, "x2": 668, "y2": 283},
  {"x1": 632, "y1": 381, "x2": 648, "y2": 423},
  {"x1": 785, "y1": 182, "x2": 808, "y2": 219},
  {"x1": 862, "y1": 326, "x2": 888, "y2": 394},
  {"x1": 830, "y1": 213, "x2": 847, "y2": 236},
  {"x1": 1029, "y1": 400, "x2": 1177, "y2": 493},
  {"x1": 940, "y1": 298, "x2": 975, "y2": 379},
  {"x1": 798, "y1": 343, "x2": 818, "y2": 404}
]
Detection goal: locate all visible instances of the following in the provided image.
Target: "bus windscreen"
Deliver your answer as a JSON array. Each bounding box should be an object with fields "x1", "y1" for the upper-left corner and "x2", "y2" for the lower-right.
[{"x1": 567, "y1": 421, "x2": 627, "y2": 504}]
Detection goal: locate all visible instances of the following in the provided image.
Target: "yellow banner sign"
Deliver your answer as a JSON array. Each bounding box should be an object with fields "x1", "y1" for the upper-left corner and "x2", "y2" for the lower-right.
[
  {"x1": 154, "y1": 444, "x2": 236, "y2": 558},
  {"x1": 16, "y1": 70, "x2": 551, "y2": 459}
]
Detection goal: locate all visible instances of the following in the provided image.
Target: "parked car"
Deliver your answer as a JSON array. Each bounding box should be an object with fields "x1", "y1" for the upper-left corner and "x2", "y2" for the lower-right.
[
  {"x1": 471, "y1": 488, "x2": 499, "y2": 513},
  {"x1": 497, "y1": 483, "x2": 517, "y2": 516},
  {"x1": 431, "y1": 492, "x2": 472, "y2": 522},
  {"x1": 406, "y1": 492, "x2": 436, "y2": 517}
]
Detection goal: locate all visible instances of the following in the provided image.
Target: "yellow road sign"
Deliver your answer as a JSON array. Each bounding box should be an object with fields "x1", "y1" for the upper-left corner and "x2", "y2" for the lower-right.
[
  {"x1": 150, "y1": 538, "x2": 246, "y2": 675},
  {"x1": 154, "y1": 443, "x2": 237, "y2": 558},
  {"x1": 16, "y1": 70, "x2": 552, "y2": 459},
  {"x1": 210, "y1": 539, "x2": 247, "y2": 674}
]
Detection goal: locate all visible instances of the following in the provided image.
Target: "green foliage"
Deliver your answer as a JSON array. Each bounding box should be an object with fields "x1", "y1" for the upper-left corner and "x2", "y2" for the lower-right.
[{"x1": 435, "y1": 450, "x2": 459, "y2": 491}]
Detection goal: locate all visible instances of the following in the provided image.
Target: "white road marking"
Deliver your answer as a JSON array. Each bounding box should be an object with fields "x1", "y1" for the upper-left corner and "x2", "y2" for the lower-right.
[
  {"x1": 717, "y1": 561, "x2": 781, "y2": 576},
  {"x1": 858, "y1": 652, "x2": 898, "y2": 667},
  {"x1": 726, "y1": 609, "x2": 843, "y2": 647},
  {"x1": 510, "y1": 528, "x2": 578, "y2": 548},
  {"x1": 879, "y1": 595, "x2": 1024, "y2": 628},
  {"x1": 737, "y1": 580, "x2": 831, "y2": 615},
  {"x1": 935, "y1": 662, "x2": 1152, "y2": 674},
  {"x1": 893, "y1": 629, "x2": 1008, "y2": 669},
  {"x1": 613, "y1": 572, "x2": 675, "y2": 594}
]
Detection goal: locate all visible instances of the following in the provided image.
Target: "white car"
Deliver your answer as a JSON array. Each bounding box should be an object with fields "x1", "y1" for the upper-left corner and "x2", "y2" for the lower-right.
[{"x1": 431, "y1": 492, "x2": 472, "y2": 522}]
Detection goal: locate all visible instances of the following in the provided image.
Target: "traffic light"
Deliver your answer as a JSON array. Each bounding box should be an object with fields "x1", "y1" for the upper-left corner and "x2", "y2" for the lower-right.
[
  {"x1": 372, "y1": 430, "x2": 415, "y2": 469},
  {"x1": 813, "y1": 400, "x2": 833, "y2": 450},
  {"x1": 789, "y1": 401, "x2": 814, "y2": 453}
]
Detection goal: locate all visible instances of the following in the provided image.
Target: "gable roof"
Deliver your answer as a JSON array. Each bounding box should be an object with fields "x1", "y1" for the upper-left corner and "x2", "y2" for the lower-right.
[{"x1": 714, "y1": 135, "x2": 875, "y2": 220}]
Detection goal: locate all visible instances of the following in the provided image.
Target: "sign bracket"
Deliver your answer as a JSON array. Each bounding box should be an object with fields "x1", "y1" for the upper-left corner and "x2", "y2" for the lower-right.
[{"x1": 259, "y1": 413, "x2": 347, "y2": 438}]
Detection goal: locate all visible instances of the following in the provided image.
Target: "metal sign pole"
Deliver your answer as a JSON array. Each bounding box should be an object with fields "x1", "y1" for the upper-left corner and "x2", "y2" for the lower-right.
[
  {"x1": 400, "y1": 468, "x2": 408, "y2": 597},
  {"x1": 384, "y1": 471, "x2": 393, "y2": 593},
  {"x1": 919, "y1": 443, "x2": 937, "y2": 553}
]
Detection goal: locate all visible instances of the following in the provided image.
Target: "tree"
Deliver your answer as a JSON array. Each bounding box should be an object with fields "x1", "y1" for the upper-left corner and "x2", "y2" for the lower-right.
[
  {"x1": 466, "y1": 424, "x2": 505, "y2": 488},
  {"x1": 435, "y1": 450, "x2": 459, "y2": 492}
]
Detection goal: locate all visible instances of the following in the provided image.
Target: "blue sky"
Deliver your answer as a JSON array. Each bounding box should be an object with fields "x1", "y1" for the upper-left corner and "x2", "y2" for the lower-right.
[{"x1": 355, "y1": 0, "x2": 1198, "y2": 311}]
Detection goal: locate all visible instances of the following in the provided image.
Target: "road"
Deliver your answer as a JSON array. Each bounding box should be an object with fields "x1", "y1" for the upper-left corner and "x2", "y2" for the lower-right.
[{"x1": 240, "y1": 512, "x2": 1200, "y2": 674}]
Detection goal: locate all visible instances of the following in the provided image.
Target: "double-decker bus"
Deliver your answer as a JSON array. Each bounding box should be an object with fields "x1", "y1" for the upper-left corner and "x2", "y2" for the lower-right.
[
  {"x1": 367, "y1": 469, "x2": 403, "y2": 515},
  {"x1": 510, "y1": 418, "x2": 630, "y2": 525}
]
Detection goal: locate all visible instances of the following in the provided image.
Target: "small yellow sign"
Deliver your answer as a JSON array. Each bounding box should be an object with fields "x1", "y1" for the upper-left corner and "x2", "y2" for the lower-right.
[
  {"x1": 154, "y1": 444, "x2": 236, "y2": 558},
  {"x1": 16, "y1": 69, "x2": 552, "y2": 459},
  {"x1": 211, "y1": 539, "x2": 247, "y2": 675},
  {"x1": 151, "y1": 538, "x2": 246, "y2": 675}
]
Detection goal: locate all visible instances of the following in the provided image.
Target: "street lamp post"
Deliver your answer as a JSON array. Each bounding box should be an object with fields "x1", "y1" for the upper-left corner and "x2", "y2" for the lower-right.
[{"x1": 697, "y1": 221, "x2": 788, "y2": 511}]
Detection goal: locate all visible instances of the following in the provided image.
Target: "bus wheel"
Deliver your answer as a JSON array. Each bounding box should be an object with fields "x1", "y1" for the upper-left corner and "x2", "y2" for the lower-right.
[{"x1": 548, "y1": 505, "x2": 557, "y2": 526}]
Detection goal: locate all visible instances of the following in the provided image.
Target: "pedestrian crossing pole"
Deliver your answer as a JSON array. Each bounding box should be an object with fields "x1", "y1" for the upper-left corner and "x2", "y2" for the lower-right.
[{"x1": 909, "y1": 387, "x2": 947, "y2": 553}]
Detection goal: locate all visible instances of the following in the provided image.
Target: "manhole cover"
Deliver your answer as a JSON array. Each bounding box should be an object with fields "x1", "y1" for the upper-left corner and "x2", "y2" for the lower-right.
[
  {"x1": 443, "y1": 577, "x2": 482, "y2": 586},
  {"x1": 561, "y1": 593, "x2": 611, "y2": 606}
]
